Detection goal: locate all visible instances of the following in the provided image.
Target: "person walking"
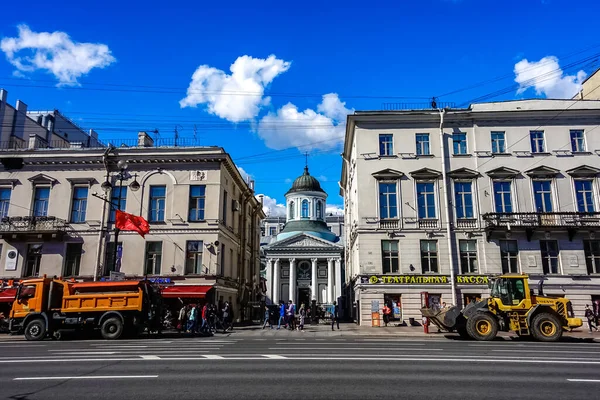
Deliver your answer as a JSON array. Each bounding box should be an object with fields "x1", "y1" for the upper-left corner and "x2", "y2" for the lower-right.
[
  {"x1": 585, "y1": 305, "x2": 598, "y2": 332},
  {"x1": 382, "y1": 303, "x2": 391, "y2": 327},
  {"x1": 187, "y1": 305, "x2": 197, "y2": 333},
  {"x1": 178, "y1": 305, "x2": 187, "y2": 332},
  {"x1": 331, "y1": 301, "x2": 340, "y2": 331},
  {"x1": 200, "y1": 303, "x2": 208, "y2": 334},
  {"x1": 277, "y1": 301, "x2": 286, "y2": 330},
  {"x1": 286, "y1": 300, "x2": 296, "y2": 331},
  {"x1": 262, "y1": 305, "x2": 273, "y2": 329},
  {"x1": 298, "y1": 303, "x2": 306, "y2": 331}
]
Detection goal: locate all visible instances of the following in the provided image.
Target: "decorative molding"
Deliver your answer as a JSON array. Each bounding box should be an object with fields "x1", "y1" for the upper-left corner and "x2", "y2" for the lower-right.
[
  {"x1": 409, "y1": 167, "x2": 442, "y2": 180},
  {"x1": 28, "y1": 173, "x2": 58, "y2": 187},
  {"x1": 66, "y1": 177, "x2": 98, "y2": 188},
  {"x1": 0, "y1": 179, "x2": 20, "y2": 188},
  {"x1": 525, "y1": 165, "x2": 560, "y2": 178},
  {"x1": 372, "y1": 168, "x2": 404, "y2": 180},
  {"x1": 486, "y1": 166, "x2": 520, "y2": 179},
  {"x1": 566, "y1": 165, "x2": 600, "y2": 178},
  {"x1": 311, "y1": 258, "x2": 318, "y2": 263}
]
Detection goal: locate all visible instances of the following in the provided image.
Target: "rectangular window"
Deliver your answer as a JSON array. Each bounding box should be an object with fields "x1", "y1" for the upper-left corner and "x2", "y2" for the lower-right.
[
  {"x1": 109, "y1": 187, "x2": 127, "y2": 223},
  {"x1": 583, "y1": 240, "x2": 600, "y2": 275},
  {"x1": 540, "y1": 240, "x2": 559, "y2": 275},
  {"x1": 491, "y1": 131, "x2": 506, "y2": 154},
  {"x1": 223, "y1": 190, "x2": 228, "y2": 225},
  {"x1": 144, "y1": 241, "x2": 162, "y2": 275},
  {"x1": 63, "y1": 243, "x2": 83, "y2": 277},
  {"x1": 379, "y1": 134, "x2": 394, "y2": 156},
  {"x1": 570, "y1": 130, "x2": 585, "y2": 152},
  {"x1": 188, "y1": 185, "x2": 206, "y2": 221},
  {"x1": 0, "y1": 188, "x2": 11, "y2": 218},
  {"x1": 459, "y1": 240, "x2": 478, "y2": 274},
  {"x1": 33, "y1": 187, "x2": 50, "y2": 217},
  {"x1": 453, "y1": 133, "x2": 467, "y2": 155},
  {"x1": 417, "y1": 182, "x2": 436, "y2": 219},
  {"x1": 104, "y1": 241, "x2": 123, "y2": 275},
  {"x1": 530, "y1": 130, "x2": 545, "y2": 153},
  {"x1": 379, "y1": 182, "x2": 398, "y2": 219},
  {"x1": 269, "y1": 227, "x2": 277, "y2": 235},
  {"x1": 70, "y1": 187, "x2": 88, "y2": 223},
  {"x1": 533, "y1": 180, "x2": 553, "y2": 212},
  {"x1": 500, "y1": 240, "x2": 519, "y2": 274},
  {"x1": 575, "y1": 180, "x2": 595, "y2": 213},
  {"x1": 185, "y1": 240, "x2": 204, "y2": 275},
  {"x1": 493, "y1": 181, "x2": 513, "y2": 213},
  {"x1": 454, "y1": 182, "x2": 473, "y2": 219},
  {"x1": 415, "y1": 133, "x2": 430, "y2": 156},
  {"x1": 420, "y1": 240, "x2": 438, "y2": 273},
  {"x1": 24, "y1": 244, "x2": 43, "y2": 277},
  {"x1": 381, "y1": 240, "x2": 399, "y2": 274},
  {"x1": 148, "y1": 186, "x2": 166, "y2": 222}
]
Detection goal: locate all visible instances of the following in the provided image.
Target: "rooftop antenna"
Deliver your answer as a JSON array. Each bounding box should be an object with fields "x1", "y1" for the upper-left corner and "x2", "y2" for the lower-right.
[{"x1": 174, "y1": 124, "x2": 183, "y2": 147}]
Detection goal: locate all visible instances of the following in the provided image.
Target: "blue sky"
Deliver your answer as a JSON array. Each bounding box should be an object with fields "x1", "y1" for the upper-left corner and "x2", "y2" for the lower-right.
[{"x1": 1, "y1": 0, "x2": 599, "y2": 216}]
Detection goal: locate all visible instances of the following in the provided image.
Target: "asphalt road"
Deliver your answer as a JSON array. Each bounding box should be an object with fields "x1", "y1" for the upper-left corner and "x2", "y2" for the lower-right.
[{"x1": 1, "y1": 334, "x2": 600, "y2": 399}]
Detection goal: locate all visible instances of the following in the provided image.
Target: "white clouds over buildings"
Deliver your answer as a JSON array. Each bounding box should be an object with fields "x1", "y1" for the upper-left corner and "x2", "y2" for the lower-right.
[
  {"x1": 257, "y1": 194, "x2": 286, "y2": 217},
  {"x1": 0, "y1": 24, "x2": 115, "y2": 86},
  {"x1": 180, "y1": 55, "x2": 291, "y2": 122},
  {"x1": 514, "y1": 56, "x2": 587, "y2": 99}
]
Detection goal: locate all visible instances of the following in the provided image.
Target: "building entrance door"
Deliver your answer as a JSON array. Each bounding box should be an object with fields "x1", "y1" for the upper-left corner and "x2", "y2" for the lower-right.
[{"x1": 298, "y1": 288, "x2": 310, "y2": 308}]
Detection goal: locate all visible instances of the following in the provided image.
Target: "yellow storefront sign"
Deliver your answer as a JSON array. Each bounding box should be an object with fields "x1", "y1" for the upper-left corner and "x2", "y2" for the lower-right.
[{"x1": 366, "y1": 275, "x2": 489, "y2": 285}]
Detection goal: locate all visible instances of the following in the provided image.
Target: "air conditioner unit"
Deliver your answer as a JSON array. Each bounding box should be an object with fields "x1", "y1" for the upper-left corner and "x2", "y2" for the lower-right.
[{"x1": 232, "y1": 200, "x2": 240, "y2": 211}]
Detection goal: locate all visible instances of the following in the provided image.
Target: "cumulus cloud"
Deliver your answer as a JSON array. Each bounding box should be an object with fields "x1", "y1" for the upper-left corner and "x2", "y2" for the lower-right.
[
  {"x1": 257, "y1": 194, "x2": 286, "y2": 217},
  {"x1": 257, "y1": 93, "x2": 353, "y2": 151},
  {"x1": 326, "y1": 204, "x2": 344, "y2": 216},
  {"x1": 179, "y1": 55, "x2": 291, "y2": 122},
  {"x1": 236, "y1": 166, "x2": 251, "y2": 183},
  {"x1": 514, "y1": 56, "x2": 587, "y2": 99},
  {"x1": 0, "y1": 24, "x2": 115, "y2": 86}
]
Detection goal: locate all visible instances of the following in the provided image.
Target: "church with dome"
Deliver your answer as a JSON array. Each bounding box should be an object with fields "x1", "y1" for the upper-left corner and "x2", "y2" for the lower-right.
[{"x1": 261, "y1": 165, "x2": 344, "y2": 308}]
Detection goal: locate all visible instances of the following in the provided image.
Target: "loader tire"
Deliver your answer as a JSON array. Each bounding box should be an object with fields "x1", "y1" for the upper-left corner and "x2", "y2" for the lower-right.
[
  {"x1": 531, "y1": 313, "x2": 562, "y2": 342},
  {"x1": 456, "y1": 325, "x2": 470, "y2": 339},
  {"x1": 24, "y1": 318, "x2": 46, "y2": 341},
  {"x1": 466, "y1": 313, "x2": 498, "y2": 341},
  {"x1": 100, "y1": 317, "x2": 124, "y2": 340}
]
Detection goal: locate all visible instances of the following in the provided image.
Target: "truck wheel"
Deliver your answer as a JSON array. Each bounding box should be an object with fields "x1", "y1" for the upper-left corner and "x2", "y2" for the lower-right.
[
  {"x1": 466, "y1": 313, "x2": 498, "y2": 341},
  {"x1": 531, "y1": 313, "x2": 563, "y2": 342},
  {"x1": 100, "y1": 317, "x2": 124, "y2": 340},
  {"x1": 24, "y1": 319, "x2": 46, "y2": 341}
]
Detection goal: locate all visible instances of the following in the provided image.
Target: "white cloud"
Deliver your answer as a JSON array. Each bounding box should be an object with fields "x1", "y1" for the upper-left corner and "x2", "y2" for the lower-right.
[
  {"x1": 0, "y1": 24, "x2": 115, "y2": 86},
  {"x1": 257, "y1": 194, "x2": 286, "y2": 217},
  {"x1": 317, "y1": 175, "x2": 328, "y2": 182},
  {"x1": 326, "y1": 204, "x2": 344, "y2": 216},
  {"x1": 179, "y1": 55, "x2": 291, "y2": 122},
  {"x1": 257, "y1": 93, "x2": 353, "y2": 151},
  {"x1": 236, "y1": 166, "x2": 251, "y2": 183},
  {"x1": 514, "y1": 56, "x2": 587, "y2": 99}
]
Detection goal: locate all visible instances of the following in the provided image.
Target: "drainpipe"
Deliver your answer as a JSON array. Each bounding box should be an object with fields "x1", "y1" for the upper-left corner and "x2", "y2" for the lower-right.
[{"x1": 439, "y1": 108, "x2": 457, "y2": 306}]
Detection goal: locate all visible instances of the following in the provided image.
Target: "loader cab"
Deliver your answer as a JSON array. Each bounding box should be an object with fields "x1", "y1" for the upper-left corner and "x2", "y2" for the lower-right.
[{"x1": 489, "y1": 275, "x2": 531, "y2": 310}]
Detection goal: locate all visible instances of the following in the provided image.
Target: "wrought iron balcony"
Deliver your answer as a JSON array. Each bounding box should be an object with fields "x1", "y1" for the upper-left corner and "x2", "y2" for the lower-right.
[
  {"x1": 0, "y1": 216, "x2": 68, "y2": 238},
  {"x1": 483, "y1": 212, "x2": 600, "y2": 229}
]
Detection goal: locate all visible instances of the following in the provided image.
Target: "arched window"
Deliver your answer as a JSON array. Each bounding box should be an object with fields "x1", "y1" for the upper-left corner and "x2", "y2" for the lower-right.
[
  {"x1": 289, "y1": 201, "x2": 295, "y2": 220},
  {"x1": 301, "y1": 199, "x2": 309, "y2": 218},
  {"x1": 316, "y1": 201, "x2": 323, "y2": 219}
]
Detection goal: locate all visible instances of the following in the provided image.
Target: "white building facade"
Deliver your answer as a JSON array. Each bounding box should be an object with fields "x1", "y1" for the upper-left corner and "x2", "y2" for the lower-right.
[{"x1": 341, "y1": 100, "x2": 600, "y2": 326}]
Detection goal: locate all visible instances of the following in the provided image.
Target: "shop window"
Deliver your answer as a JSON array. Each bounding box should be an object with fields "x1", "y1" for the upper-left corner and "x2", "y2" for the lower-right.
[{"x1": 384, "y1": 294, "x2": 402, "y2": 322}]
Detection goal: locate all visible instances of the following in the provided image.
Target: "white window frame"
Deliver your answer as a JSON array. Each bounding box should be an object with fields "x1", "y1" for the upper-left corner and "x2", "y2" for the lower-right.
[
  {"x1": 573, "y1": 178, "x2": 596, "y2": 213},
  {"x1": 415, "y1": 133, "x2": 430, "y2": 156},
  {"x1": 570, "y1": 129, "x2": 586, "y2": 152},
  {"x1": 378, "y1": 180, "x2": 399, "y2": 220},
  {"x1": 490, "y1": 131, "x2": 506, "y2": 154},
  {"x1": 531, "y1": 179, "x2": 555, "y2": 213},
  {"x1": 530, "y1": 130, "x2": 546, "y2": 153},
  {"x1": 492, "y1": 179, "x2": 514, "y2": 213}
]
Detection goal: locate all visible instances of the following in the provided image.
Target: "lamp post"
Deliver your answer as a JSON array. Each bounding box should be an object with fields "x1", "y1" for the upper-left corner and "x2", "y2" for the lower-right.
[{"x1": 100, "y1": 159, "x2": 140, "y2": 275}]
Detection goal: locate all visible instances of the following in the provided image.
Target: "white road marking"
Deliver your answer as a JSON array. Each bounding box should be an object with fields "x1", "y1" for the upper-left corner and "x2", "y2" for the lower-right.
[
  {"x1": 140, "y1": 355, "x2": 161, "y2": 360},
  {"x1": 493, "y1": 349, "x2": 600, "y2": 354},
  {"x1": 567, "y1": 379, "x2": 600, "y2": 383},
  {"x1": 55, "y1": 352, "x2": 118, "y2": 355},
  {"x1": 267, "y1": 347, "x2": 444, "y2": 351},
  {"x1": 203, "y1": 355, "x2": 224, "y2": 359},
  {"x1": 14, "y1": 375, "x2": 158, "y2": 381},
  {"x1": 263, "y1": 355, "x2": 287, "y2": 359}
]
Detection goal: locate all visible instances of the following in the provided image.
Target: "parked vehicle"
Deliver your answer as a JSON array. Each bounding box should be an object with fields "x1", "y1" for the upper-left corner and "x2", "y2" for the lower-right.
[{"x1": 9, "y1": 276, "x2": 163, "y2": 341}]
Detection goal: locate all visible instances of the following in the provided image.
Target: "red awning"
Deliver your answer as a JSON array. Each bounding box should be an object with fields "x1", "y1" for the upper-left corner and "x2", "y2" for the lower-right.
[
  {"x1": 161, "y1": 285, "x2": 213, "y2": 299},
  {"x1": 0, "y1": 288, "x2": 17, "y2": 303}
]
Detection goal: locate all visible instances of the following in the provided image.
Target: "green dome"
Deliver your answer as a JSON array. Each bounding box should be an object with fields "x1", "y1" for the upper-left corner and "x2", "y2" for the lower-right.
[{"x1": 286, "y1": 166, "x2": 325, "y2": 195}]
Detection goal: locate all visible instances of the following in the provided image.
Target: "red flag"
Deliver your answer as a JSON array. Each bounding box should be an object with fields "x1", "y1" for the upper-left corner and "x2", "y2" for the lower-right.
[{"x1": 115, "y1": 210, "x2": 150, "y2": 238}]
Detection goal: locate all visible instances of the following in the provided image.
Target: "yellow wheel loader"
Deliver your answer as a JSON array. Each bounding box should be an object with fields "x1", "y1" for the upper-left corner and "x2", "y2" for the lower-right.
[{"x1": 421, "y1": 274, "x2": 582, "y2": 342}]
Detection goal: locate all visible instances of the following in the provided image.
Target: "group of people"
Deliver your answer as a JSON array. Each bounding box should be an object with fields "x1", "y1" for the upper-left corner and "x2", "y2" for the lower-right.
[
  {"x1": 262, "y1": 300, "x2": 339, "y2": 331},
  {"x1": 177, "y1": 301, "x2": 234, "y2": 335},
  {"x1": 585, "y1": 304, "x2": 599, "y2": 332}
]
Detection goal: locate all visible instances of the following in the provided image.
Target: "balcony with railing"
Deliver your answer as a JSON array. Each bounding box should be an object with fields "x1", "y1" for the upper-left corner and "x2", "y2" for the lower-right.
[
  {"x1": 456, "y1": 218, "x2": 478, "y2": 230},
  {"x1": 418, "y1": 218, "x2": 439, "y2": 230},
  {"x1": 379, "y1": 219, "x2": 400, "y2": 230},
  {"x1": 0, "y1": 216, "x2": 69, "y2": 240},
  {"x1": 483, "y1": 212, "x2": 600, "y2": 240}
]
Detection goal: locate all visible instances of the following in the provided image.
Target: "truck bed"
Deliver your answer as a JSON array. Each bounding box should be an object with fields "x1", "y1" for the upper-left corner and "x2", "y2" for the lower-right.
[{"x1": 61, "y1": 290, "x2": 143, "y2": 313}]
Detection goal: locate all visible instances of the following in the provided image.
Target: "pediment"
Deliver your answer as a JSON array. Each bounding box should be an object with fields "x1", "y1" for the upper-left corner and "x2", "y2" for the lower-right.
[
  {"x1": 447, "y1": 167, "x2": 480, "y2": 179},
  {"x1": 28, "y1": 173, "x2": 57, "y2": 186},
  {"x1": 266, "y1": 233, "x2": 341, "y2": 249},
  {"x1": 372, "y1": 169, "x2": 404, "y2": 180},
  {"x1": 486, "y1": 166, "x2": 520, "y2": 179},
  {"x1": 525, "y1": 165, "x2": 560, "y2": 178},
  {"x1": 409, "y1": 167, "x2": 442, "y2": 180},
  {"x1": 566, "y1": 165, "x2": 600, "y2": 178}
]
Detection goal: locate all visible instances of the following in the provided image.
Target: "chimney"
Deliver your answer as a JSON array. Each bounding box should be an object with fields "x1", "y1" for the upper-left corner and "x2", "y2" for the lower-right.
[
  {"x1": 15, "y1": 100, "x2": 27, "y2": 113},
  {"x1": 137, "y1": 131, "x2": 154, "y2": 147},
  {"x1": 0, "y1": 89, "x2": 7, "y2": 104}
]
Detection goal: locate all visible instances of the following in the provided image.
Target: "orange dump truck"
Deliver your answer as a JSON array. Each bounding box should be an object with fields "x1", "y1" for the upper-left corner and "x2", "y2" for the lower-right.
[{"x1": 9, "y1": 277, "x2": 163, "y2": 341}]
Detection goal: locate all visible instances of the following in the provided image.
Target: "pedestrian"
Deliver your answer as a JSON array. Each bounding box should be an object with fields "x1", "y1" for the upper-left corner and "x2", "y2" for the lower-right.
[
  {"x1": 222, "y1": 302, "x2": 231, "y2": 332},
  {"x1": 178, "y1": 304, "x2": 187, "y2": 332},
  {"x1": 262, "y1": 305, "x2": 273, "y2": 329},
  {"x1": 187, "y1": 305, "x2": 197, "y2": 333},
  {"x1": 299, "y1": 303, "x2": 306, "y2": 331},
  {"x1": 331, "y1": 301, "x2": 340, "y2": 331},
  {"x1": 585, "y1": 305, "x2": 598, "y2": 332},
  {"x1": 277, "y1": 300, "x2": 286, "y2": 330},
  {"x1": 382, "y1": 303, "x2": 391, "y2": 327},
  {"x1": 287, "y1": 300, "x2": 296, "y2": 331}
]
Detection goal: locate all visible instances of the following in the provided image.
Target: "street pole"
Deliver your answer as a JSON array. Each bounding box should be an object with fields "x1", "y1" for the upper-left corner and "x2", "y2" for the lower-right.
[{"x1": 112, "y1": 171, "x2": 125, "y2": 273}]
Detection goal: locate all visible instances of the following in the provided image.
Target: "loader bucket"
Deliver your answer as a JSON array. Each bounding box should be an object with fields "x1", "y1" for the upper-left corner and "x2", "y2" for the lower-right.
[{"x1": 421, "y1": 306, "x2": 462, "y2": 332}]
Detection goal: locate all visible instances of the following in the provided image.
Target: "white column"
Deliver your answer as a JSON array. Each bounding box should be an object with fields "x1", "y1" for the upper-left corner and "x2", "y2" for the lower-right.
[
  {"x1": 311, "y1": 258, "x2": 318, "y2": 301},
  {"x1": 273, "y1": 258, "x2": 280, "y2": 304},
  {"x1": 266, "y1": 258, "x2": 273, "y2": 304},
  {"x1": 334, "y1": 258, "x2": 342, "y2": 302},
  {"x1": 289, "y1": 258, "x2": 296, "y2": 304},
  {"x1": 327, "y1": 258, "x2": 334, "y2": 303}
]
